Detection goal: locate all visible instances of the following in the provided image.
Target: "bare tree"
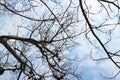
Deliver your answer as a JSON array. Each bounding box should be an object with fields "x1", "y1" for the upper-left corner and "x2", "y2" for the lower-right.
[
  {"x1": 0, "y1": 0, "x2": 82, "y2": 80},
  {"x1": 0, "y1": 0, "x2": 120, "y2": 80},
  {"x1": 79, "y1": 0, "x2": 120, "y2": 79}
]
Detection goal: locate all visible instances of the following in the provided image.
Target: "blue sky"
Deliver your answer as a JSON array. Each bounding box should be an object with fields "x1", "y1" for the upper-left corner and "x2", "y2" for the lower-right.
[{"x1": 0, "y1": 0, "x2": 120, "y2": 80}]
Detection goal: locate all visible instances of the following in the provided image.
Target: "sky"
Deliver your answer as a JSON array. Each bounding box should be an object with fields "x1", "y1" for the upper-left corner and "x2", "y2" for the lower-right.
[{"x1": 0, "y1": 0, "x2": 120, "y2": 80}]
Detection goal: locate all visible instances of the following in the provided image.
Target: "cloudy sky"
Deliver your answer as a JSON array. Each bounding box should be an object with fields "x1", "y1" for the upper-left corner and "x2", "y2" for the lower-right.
[{"x1": 0, "y1": 0, "x2": 120, "y2": 80}]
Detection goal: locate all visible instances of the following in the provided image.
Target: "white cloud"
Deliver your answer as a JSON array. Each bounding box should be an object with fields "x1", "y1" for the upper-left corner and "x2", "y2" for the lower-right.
[{"x1": 0, "y1": 16, "x2": 19, "y2": 35}]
